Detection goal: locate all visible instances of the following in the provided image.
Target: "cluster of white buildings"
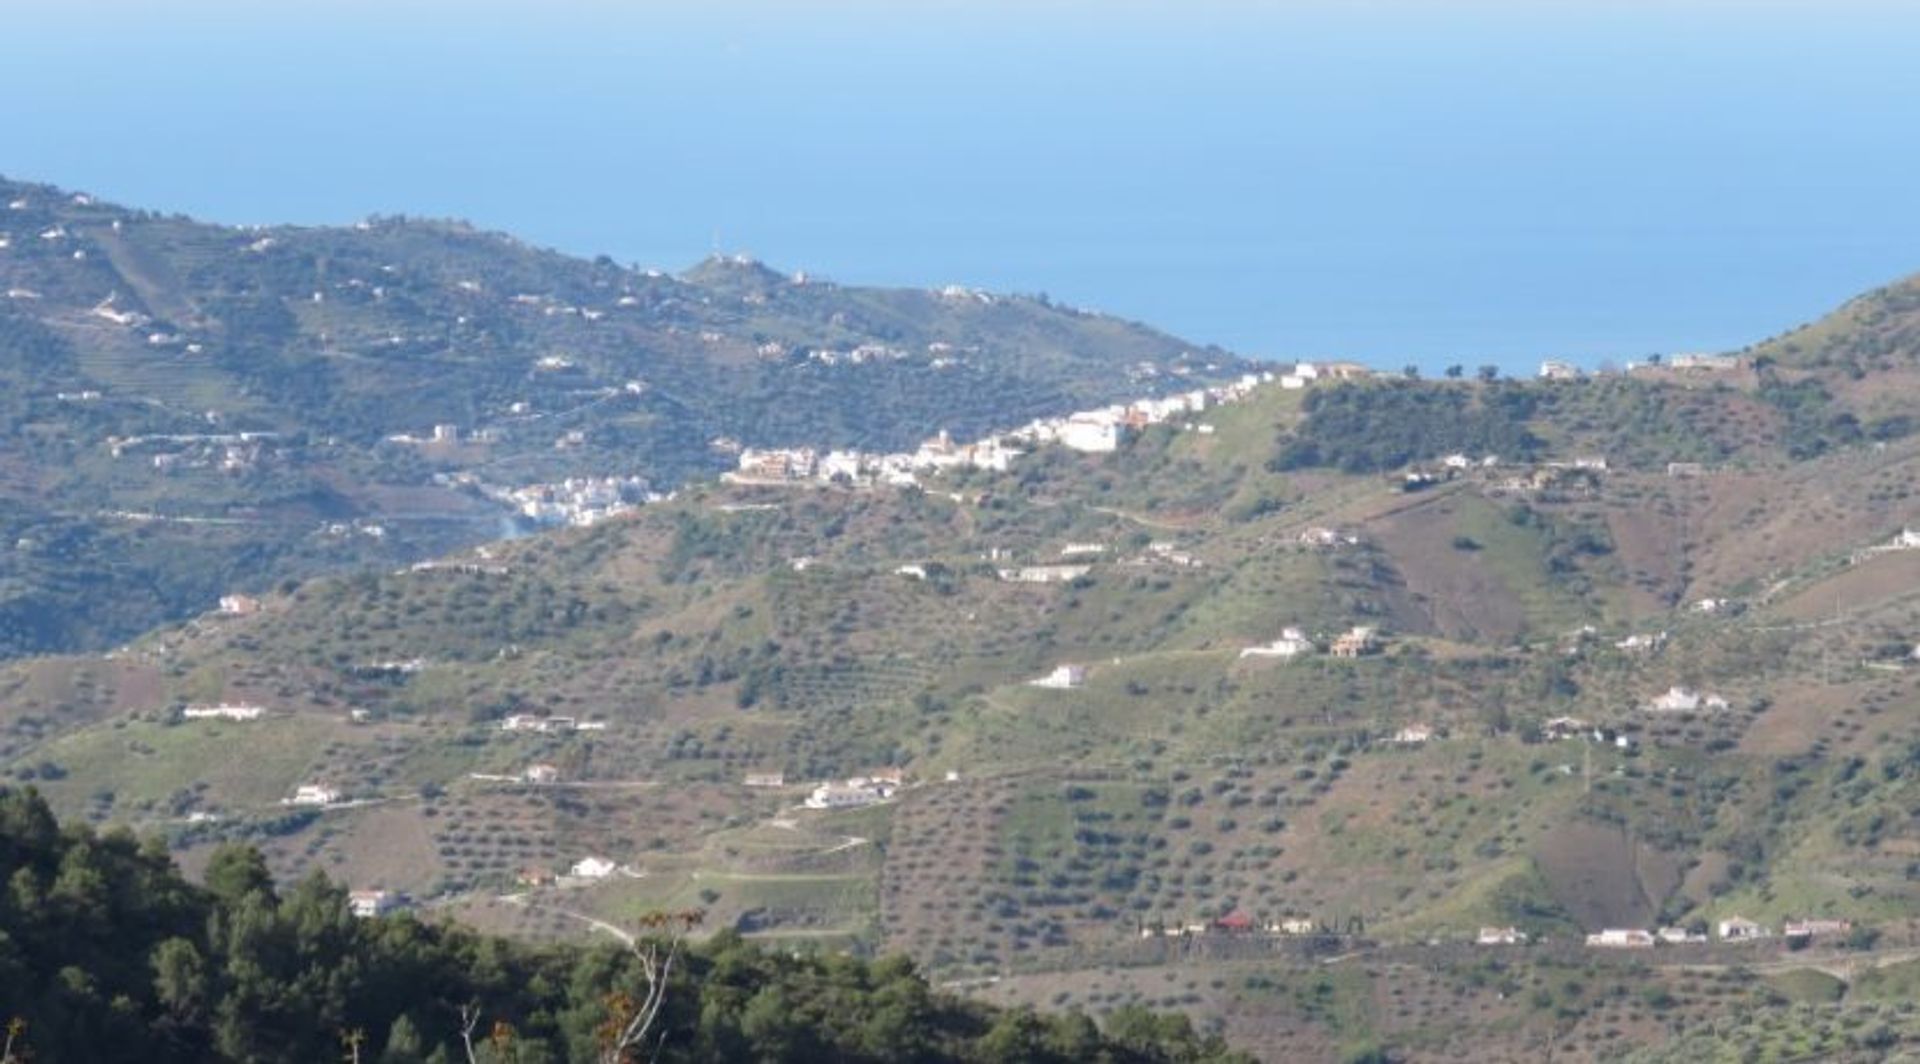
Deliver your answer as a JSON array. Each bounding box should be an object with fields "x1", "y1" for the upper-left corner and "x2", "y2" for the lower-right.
[
  {"x1": 1645, "y1": 686, "x2": 1731, "y2": 713},
  {"x1": 730, "y1": 431, "x2": 1022, "y2": 489},
  {"x1": 106, "y1": 429, "x2": 280, "y2": 475},
  {"x1": 1239, "y1": 624, "x2": 1380, "y2": 661},
  {"x1": 803, "y1": 343, "x2": 910, "y2": 366},
  {"x1": 1542, "y1": 353, "x2": 1745, "y2": 381},
  {"x1": 1279, "y1": 361, "x2": 1373, "y2": 389},
  {"x1": 486, "y1": 474, "x2": 657, "y2": 527},
  {"x1": 804, "y1": 769, "x2": 904, "y2": 809},
  {"x1": 726, "y1": 370, "x2": 1291, "y2": 490},
  {"x1": 179, "y1": 704, "x2": 265, "y2": 722},
  {"x1": 1575, "y1": 916, "x2": 1850, "y2": 949}
]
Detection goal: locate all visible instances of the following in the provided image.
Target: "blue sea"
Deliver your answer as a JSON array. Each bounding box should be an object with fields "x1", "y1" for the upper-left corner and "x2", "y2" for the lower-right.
[{"x1": 8, "y1": 0, "x2": 1920, "y2": 372}]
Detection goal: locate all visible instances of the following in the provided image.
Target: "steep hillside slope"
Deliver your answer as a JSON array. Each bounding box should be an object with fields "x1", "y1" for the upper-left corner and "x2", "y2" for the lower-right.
[{"x1": 12, "y1": 363, "x2": 1920, "y2": 1060}]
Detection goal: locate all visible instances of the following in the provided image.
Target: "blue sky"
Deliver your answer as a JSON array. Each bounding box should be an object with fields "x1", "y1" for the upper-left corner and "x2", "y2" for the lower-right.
[{"x1": 8, "y1": 1, "x2": 1920, "y2": 369}]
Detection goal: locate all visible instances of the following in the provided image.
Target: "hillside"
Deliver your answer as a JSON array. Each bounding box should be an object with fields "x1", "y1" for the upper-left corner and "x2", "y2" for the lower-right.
[
  {"x1": 11, "y1": 344, "x2": 1920, "y2": 1060},
  {"x1": 0, "y1": 175, "x2": 1248, "y2": 657}
]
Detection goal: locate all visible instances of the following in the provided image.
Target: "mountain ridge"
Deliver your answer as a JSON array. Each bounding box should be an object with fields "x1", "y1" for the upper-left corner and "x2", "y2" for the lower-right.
[{"x1": 0, "y1": 174, "x2": 1253, "y2": 657}]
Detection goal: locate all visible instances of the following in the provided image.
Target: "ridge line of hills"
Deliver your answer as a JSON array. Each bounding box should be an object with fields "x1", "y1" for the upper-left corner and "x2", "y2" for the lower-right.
[{"x1": 0, "y1": 173, "x2": 1253, "y2": 658}]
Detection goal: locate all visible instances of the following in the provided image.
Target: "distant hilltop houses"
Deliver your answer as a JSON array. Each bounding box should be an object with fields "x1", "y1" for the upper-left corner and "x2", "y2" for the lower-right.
[
  {"x1": 1539, "y1": 353, "x2": 1746, "y2": 381},
  {"x1": 724, "y1": 369, "x2": 1288, "y2": 490},
  {"x1": 484, "y1": 474, "x2": 658, "y2": 528}
]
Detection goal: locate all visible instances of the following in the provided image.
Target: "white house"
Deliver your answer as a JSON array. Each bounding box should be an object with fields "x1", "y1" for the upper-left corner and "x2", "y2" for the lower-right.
[
  {"x1": 805, "y1": 780, "x2": 893, "y2": 809},
  {"x1": 1058, "y1": 417, "x2": 1121, "y2": 454},
  {"x1": 501, "y1": 714, "x2": 587, "y2": 734},
  {"x1": 894, "y1": 564, "x2": 928, "y2": 580},
  {"x1": 569, "y1": 857, "x2": 617, "y2": 880},
  {"x1": 1647, "y1": 687, "x2": 1728, "y2": 713},
  {"x1": 998, "y1": 565, "x2": 1090, "y2": 584},
  {"x1": 1656, "y1": 927, "x2": 1708, "y2": 945},
  {"x1": 522, "y1": 764, "x2": 560, "y2": 785},
  {"x1": 1298, "y1": 527, "x2": 1359, "y2": 549},
  {"x1": 744, "y1": 772, "x2": 786, "y2": 788},
  {"x1": 218, "y1": 594, "x2": 261, "y2": 616},
  {"x1": 1029, "y1": 664, "x2": 1087, "y2": 690},
  {"x1": 348, "y1": 890, "x2": 404, "y2": 918},
  {"x1": 181, "y1": 704, "x2": 264, "y2": 722},
  {"x1": 285, "y1": 784, "x2": 340, "y2": 807},
  {"x1": 1539, "y1": 360, "x2": 1582, "y2": 381},
  {"x1": 1717, "y1": 917, "x2": 1770, "y2": 941},
  {"x1": 1330, "y1": 626, "x2": 1380, "y2": 658},
  {"x1": 1477, "y1": 927, "x2": 1528, "y2": 946},
  {"x1": 1783, "y1": 918, "x2": 1852, "y2": 942},
  {"x1": 1388, "y1": 724, "x2": 1435, "y2": 745},
  {"x1": 1240, "y1": 628, "x2": 1315, "y2": 660},
  {"x1": 1616, "y1": 632, "x2": 1666, "y2": 654},
  {"x1": 1585, "y1": 929, "x2": 1655, "y2": 948}
]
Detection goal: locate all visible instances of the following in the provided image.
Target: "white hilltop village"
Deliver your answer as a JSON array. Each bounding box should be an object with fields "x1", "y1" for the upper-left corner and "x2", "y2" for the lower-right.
[{"x1": 723, "y1": 367, "x2": 1298, "y2": 490}]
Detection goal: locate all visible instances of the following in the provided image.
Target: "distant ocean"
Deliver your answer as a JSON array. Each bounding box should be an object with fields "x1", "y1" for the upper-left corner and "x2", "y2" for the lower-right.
[{"x1": 8, "y1": 0, "x2": 1920, "y2": 372}]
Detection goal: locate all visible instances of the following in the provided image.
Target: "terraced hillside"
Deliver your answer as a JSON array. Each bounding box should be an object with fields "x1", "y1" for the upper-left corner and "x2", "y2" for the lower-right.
[
  {"x1": 0, "y1": 175, "x2": 1250, "y2": 655},
  {"x1": 12, "y1": 350, "x2": 1920, "y2": 1059}
]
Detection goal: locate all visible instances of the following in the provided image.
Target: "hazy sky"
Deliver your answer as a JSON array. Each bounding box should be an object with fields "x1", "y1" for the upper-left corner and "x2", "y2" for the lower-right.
[{"x1": 8, "y1": 1, "x2": 1920, "y2": 368}]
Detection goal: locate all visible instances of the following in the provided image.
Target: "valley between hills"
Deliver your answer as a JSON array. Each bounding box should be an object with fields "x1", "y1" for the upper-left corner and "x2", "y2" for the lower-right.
[{"x1": 11, "y1": 177, "x2": 1920, "y2": 1061}]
